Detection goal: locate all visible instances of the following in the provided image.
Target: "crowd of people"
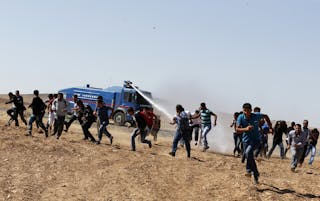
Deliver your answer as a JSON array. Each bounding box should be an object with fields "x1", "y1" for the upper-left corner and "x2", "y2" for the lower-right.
[{"x1": 3, "y1": 90, "x2": 319, "y2": 185}]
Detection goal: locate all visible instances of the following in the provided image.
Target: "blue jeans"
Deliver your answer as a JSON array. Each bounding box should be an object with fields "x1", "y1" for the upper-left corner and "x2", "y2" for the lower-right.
[
  {"x1": 98, "y1": 121, "x2": 112, "y2": 141},
  {"x1": 131, "y1": 128, "x2": 151, "y2": 151},
  {"x1": 201, "y1": 124, "x2": 212, "y2": 148},
  {"x1": 28, "y1": 114, "x2": 47, "y2": 133},
  {"x1": 233, "y1": 133, "x2": 242, "y2": 155},
  {"x1": 243, "y1": 141, "x2": 259, "y2": 178},
  {"x1": 305, "y1": 144, "x2": 317, "y2": 165},
  {"x1": 171, "y1": 130, "x2": 191, "y2": 157},
  {"x1": 291, "y1": 147, "x2": 304, "y2": 168}
]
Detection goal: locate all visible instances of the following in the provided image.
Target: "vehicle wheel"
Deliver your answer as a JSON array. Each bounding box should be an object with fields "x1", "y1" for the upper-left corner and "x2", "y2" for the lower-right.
[{"x1": 113, "y1": 112, "x2": 125, "y2": 126}]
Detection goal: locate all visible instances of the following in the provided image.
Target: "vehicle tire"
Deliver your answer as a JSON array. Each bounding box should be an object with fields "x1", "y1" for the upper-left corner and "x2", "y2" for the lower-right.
[{"x1": 113, "y1": 112, "x2": 125, "y2": 126}]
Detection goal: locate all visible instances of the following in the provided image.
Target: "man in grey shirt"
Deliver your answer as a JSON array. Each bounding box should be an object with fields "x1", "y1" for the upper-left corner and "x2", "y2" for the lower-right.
[
  {"x1": 52, "y1": 93, "x2": 69, "y2": 139},
  {"x1": 288, "y1": 124, "x2": 308, "y2": 172}
]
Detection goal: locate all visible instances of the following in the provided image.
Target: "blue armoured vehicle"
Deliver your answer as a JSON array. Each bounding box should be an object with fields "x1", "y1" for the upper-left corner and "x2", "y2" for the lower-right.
[{"x1": 59, "y1": 81, "x2": 152, "y2": 125}]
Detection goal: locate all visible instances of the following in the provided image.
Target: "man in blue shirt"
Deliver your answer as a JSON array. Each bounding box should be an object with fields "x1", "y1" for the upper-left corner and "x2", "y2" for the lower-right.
[
  {"x1": 95, "y1": 99, "x2": 113, "y2": 145},
  {"x1": 236, "y1": 103, "x2": 273, "y2": 184}
]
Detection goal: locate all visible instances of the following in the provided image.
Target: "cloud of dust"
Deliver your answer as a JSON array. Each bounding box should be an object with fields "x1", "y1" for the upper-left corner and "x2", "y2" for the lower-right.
[{"x1": 151, "y1": 80, "x2": 235, "y2": 154}]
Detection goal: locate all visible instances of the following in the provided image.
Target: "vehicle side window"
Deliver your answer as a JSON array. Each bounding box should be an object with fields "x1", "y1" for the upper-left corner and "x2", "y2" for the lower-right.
[{"x1": 124, "y1": 92, "x2": 134, "y2": 103}]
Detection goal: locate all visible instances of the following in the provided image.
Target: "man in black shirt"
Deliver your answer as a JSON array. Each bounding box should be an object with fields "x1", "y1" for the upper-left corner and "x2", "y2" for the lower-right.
[
  {"x1": 127, "y1": 107, "x2": 152, "y2": 151},
  {"x1": 267, "y1": 121, "x2": 287, "y2": 159},
  {"x1": 27, "y1": 90, "x2": 48, "y2": 137},
  {"x1": 15, "y1": 90, "x2": 27, "y2": 126},
  {"x1": 5, "y1": 92, "x2": 19, "y2": 126}
]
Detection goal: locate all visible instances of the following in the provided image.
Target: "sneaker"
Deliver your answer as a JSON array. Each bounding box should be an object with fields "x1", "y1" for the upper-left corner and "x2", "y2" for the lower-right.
[
  {"x1": 254, "y1": 177, "x2": 259, "y2": 185},
  {"x1": 148, "y1": 142, "x2": 152, "y2": 148},
  {"x1": 291, "y1": 167, "x2": 295, "y2": 172},
  {"x1": 169, "y1": 152, "x2": 175, "y2": 157},
  {"x1": 56, "y1": 136, "x2": 60, "y2": 140},
  {"x1": 131, "y1": 148, "x2": 136, "y2": 152},
  {"x1": 82, "y1": 137, "x2": 88, "y2": 141},
  {"x1": 45, "y1": 130, "x2": 48, "y2": 138},
  {"x1": 195, "y1": 142, "x2": 198, "y2": 146},
  {"x1": 202, "y1": 146, "x2": 209, "y2": 152},
  {"x1": 109, "y1": 136, "x2": 113, "y2": 145},
  {"x1": 95, "y1": 141, "x2": 101, "y2": 145}
]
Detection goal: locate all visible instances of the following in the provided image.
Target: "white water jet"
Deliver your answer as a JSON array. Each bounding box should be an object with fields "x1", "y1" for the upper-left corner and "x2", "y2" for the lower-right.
[{"x1": 130, "y1": 84, "x2": 174, "y2": 120}]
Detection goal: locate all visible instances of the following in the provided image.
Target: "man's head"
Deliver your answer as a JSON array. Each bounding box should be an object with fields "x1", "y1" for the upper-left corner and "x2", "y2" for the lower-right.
[
  {"x1": 234, "y1": 112, "x2": 240, "y2": 119},
  {"x1": 57, "y1": 93, "x2": 64, "y2": 101},
  {"x1": 33, "y1": 90, "x2": 39, "y2": 96},
  {"x1": 48, "y1": 94, "x2": 53, "y2": 99},
  {"x1": 200, "y1": 102, "x2": 206, "y2": 110},
  {"x1": 8, "y1": 92, "x2": 13, "y2": 98},
  {"x1": 96, "y1": 99, "x2": 103, "y2": 108},
  {"x1": 97, "y1": 95, "x2": 103, "y2": 102},
  {"x1": 294, "y1": 124, "x2": 302, "y2": 134},
  {"x1": 253, "y1": 107, "x2": 261, "y2": 113},
  {"x1": 127, "y1": 107, "x2": 134, "y2": 116},
  {"x1": 242, "y1": 103, "x2": 252, "y2": 118},
  {"x1": 176, "y1": 104, "x2": 184, "y2": 113},
  {"x1": 303, "y1": 120, "x2": 308, "y2": 128},
  {"x1": 291, "y1": 121, "x2": 295, "y2": 127},
  {"x1": 73, "y1": 94, "x2": 78, "y2": 101},
  {"x1": 15, "y1": 90, "x2": 20, "y2": 96}
]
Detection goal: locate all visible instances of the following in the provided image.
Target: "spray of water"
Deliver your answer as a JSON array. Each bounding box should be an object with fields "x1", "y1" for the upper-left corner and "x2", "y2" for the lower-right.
[{"x1": 130, "y1": 84, "x2": 174, "y2": 120}]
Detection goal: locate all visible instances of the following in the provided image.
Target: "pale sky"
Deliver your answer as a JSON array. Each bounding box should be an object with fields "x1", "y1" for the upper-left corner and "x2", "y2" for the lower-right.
[{"x1": 1, "y1": 1, "x2": 320, "y2": 126}]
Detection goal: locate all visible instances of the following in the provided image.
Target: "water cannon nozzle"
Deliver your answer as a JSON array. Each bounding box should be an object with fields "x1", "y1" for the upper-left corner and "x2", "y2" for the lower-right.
[{"x1": 124, "y1": 80, "x2": 132, "y2": 85}]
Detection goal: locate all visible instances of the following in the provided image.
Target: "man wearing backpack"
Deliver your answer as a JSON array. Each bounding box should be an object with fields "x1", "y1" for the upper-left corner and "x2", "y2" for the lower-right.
[
  {"x1": 169, "y1": 104, "x2": 191, "y2": 158},
  {"x1": 52, "y1": 93, "x2": 69, "y2": 139},
  {"x1": 27, "y1": 90, "x2": 48, "y2": 137},
  {"x1": 76, "y1": 100, "x2": 96, "y2": 142}
]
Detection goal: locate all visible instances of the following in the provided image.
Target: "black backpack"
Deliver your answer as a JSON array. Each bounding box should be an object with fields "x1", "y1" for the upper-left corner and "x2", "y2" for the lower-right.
[
  {"x1": 85, "y1": 105, "x2": 97, "y2": 122},
  {"x1": 179, "y1": 114, "x2": 191, "y2": 137}
]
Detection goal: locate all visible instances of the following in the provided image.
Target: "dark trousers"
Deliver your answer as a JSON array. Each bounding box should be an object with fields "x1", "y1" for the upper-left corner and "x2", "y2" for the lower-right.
[
  {"x1": 81, "y1": 121, "x2": 96, "y2": 141},
  {"x1": 7, "y1": 108, "x2": 18, "y2": 126},
  {"x1": 17, "y1": 109, "x2": 27, "y2": 125},
  {"x1": 98, "y1": 121, "x2": 112, "y2": 141},
  {"x1": 65, "y1": 115, "x2": 78, "y2": 130},
  {"x1": 28, "y1": 114, "x2": 47, "y2": 134},
  {"x1": 54, "y1": 116, "x2": 65, "y2": 137},
  {"x1": 192, "y1": 124, "x2": 200, "y2": 142},
  {"x1": 233, "y1": 133, "x2": 242, "y2": 155},
  {"x1": 131, "y1": 128, "x2": 151, "y2": 151},
  {"x1": 299, "y1": 144, "x2": 309, "y2": 165}
]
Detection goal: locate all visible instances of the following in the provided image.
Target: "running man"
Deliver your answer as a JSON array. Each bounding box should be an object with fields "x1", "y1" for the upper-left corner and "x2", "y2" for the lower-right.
[
  {"x1": 95, "y1": 99, "x2": 113, "y2": 145},
  {"x1": 27, "y1": 90, "x2": 48, "y2": 137},
  {"x1": 236, "y1": 103, "x2": 273, "y2": 184},
  {"x1": 127, "y1": 107, "x2": 152, "y2": 151},
  {"x1": 169, "y1": 104, "x2": 191, "y2": 158},
  {"x1": 193, "y1": 102, "x2": 217, "y2": 151}
]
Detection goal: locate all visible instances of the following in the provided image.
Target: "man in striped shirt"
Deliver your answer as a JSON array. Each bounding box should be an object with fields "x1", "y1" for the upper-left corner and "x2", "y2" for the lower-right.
[{"x1": 193, "y1": 102, "x2": 217, "y2": 151}]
